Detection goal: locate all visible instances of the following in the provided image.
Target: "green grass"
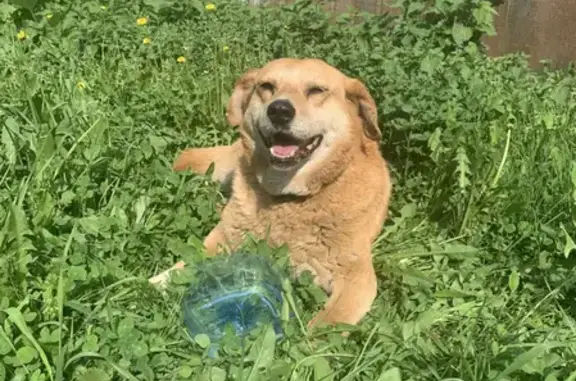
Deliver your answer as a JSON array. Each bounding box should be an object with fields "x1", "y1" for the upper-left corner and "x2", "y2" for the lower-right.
[{"x1": 1, "y1": 0, "x2": 576, "y2": 380}]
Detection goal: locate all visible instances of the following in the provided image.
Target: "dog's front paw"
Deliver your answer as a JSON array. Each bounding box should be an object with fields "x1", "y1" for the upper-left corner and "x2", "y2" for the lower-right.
[
  {"x1": 307, "y1": 312, "x2": 351, "y2": 337},
  {"x1": 148, "y1": 261, "x2": 186, "y2": 289}
]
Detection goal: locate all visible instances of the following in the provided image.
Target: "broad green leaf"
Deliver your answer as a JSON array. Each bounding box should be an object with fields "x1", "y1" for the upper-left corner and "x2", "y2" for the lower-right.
[
  {"x1": 560, "y1": 224, "x2": 576, "y2": 259},
  {"x1": 0, "y1": 3, "x2": 17, "y2": 20},
  {"x1": 188, "y1": 0, "x2": 204, "y2": 13},
  {"x1": 39, "y1": 327, "x2": 58, "y2": 344},
  {"x1": 454, "y1": 146, "x2": 471, "y2": 190},
  {"x1": 78, "y1": 215, "x2": 112, "y2": 236},
  {"x1": 2, "y1": 127, "x2": 16, "y2": 165},
  {"x1": 200, "y1": 367, "x2": 226, "y2": 381},
  {"x1": 0, "y1": 329, "x2": 12, "y2": 355},
  {"x1": 452, "y1": 22, "x2": 473, "y2": 45},
  {"x1": 35, "y1": 131, "x2": 56, "y2": 181},
  {"x1": 406, "y1": 1, "x2": 425, "y2": 14},
  {"x1": 117, "y1": 317, "x2": 135, "y2": 337},
  {"x1": 149, "y1": 135, "x2": 169, "y2": 153},
  {"x1": 443, "y1": 243, "x2": 479, "y2": 257},
  {"x1": 508, "y1": 269, "x2": 519, "y2": 291},
  {"x1": 434, "y1": 289, "x2": 476, "y2": 299},
  {"x1": 415, "y1": 310, "x2": 439, "y2": 332},
  {"x1": 0, "y1": 362, "x2": 5, "y2": 381},
  {"x1": 88, "y1": 117, "x2": 109, "y2": 142},
  {"x1": 179, "y1": 365, "x2": 193, "y2": 378},
  {"x1": 143, "y1": 0, "x2": 174, "y2": 12},
  {"x1": 377, "y1": 367, "x2": 402, "y2": 381},
  {"x1": 246, "y1": 325, "x2": 277, "y2": 380},
  {"x1": 131, "y1": 340, "x2": 149, "y2": 358},
  {"x1": 68, "y1": 266, "x2": 88, "y2": 281},
  {"x1": 402, "y1": 321, "x2": 415, "y2": 341},
  {"x1": 133, "y1": 195, "x2": 150, "y2": 225},
  {"x1": 400, "y1": 203, "x2": 417, "y2": 218},
  {"x1": 7, "y1": 202, "x2": 30, "y2": 239},
  {"x1": 465, "y1": 41, "x2": 479, "y2": 56},
  {"x1": 16, "y1": 346, "x2": 37, "y2": 364},
  {"x1": 472, "y1": 1, "x2": 496, "y2": 34},
  {"x1": 25, "y1": 74, "x2": 39, "y2": 97},
  {"x1": 542, "y1": 113, "x2": 554, "y2": 129},
  {"x1": 30, "y1": 369, "x2": 45, "y2": 381},
  {"x1": 550, "y1": 84, "x2": 569, "y2": 106},
  {"x1": 428, "y1": 127, "x2": 442, "y2": 162},
  {"x1": 420, "y1": 55, "x2": 436, "y2": 75},
  {"x1": 194, "y1": 334, "x2": 211, "y2": 349},
  {"x1": 9, "y1": 0, "x2": 37, "y2": 12},
  {"x1": 188, "y1": 356, "x2": 202, "y2": 366},
  {"x1": 5, "y1": 308, "x2": 54, "y2": 380},
  {"x1": 571, "y1": 161, "x2": 576, "y2": 201},
  {"x1": 76, "y1": 368, "x2": 111, "y2": 381},
  {"x1": 490, "y1": 344, "x2": 563, "y2": 381},
  {"x1": 313, "y1": 357, "x2": 333, "y2": 381}
]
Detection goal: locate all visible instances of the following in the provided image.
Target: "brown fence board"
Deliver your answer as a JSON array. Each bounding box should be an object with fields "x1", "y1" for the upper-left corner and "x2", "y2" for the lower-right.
[{"x1": 483, "y1": 0, "x2": 576, "y2": 68}]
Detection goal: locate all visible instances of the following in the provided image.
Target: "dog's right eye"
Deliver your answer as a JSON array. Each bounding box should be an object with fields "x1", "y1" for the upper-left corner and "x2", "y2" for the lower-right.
[
  {"x1": 259, "y1": 82, "x2": 275, "y2": 93},
  {"x1": 307, "y1": 86, "x2": 326, "y2": 97}
]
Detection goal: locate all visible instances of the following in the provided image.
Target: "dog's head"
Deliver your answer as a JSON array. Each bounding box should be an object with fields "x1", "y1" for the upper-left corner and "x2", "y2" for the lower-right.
[{"x1": 227, "y1": 58, "x2": 381, "y2": 196}]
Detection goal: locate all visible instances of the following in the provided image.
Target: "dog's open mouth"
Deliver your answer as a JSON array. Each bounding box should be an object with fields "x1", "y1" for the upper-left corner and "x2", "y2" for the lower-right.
[{"x1": 259, "y1": 131, "x2": 323, "y2": 168}]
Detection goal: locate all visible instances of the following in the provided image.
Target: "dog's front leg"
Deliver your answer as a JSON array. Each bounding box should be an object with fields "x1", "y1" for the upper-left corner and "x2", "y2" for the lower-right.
[
  {"x1": 148, "y1": 223, "x2": 229, "y2": 287},
  {"x1": 203, "y1": 222, "x2": 229, "y2": 256},
  {"x1": 307, "y1": 255, "x2": 377, "y2": 329}
]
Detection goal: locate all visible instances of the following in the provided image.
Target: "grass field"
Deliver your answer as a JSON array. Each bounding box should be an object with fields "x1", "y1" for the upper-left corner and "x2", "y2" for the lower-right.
[{"x1": 1, "y1": 0, "x2": 576, "y2": 380}]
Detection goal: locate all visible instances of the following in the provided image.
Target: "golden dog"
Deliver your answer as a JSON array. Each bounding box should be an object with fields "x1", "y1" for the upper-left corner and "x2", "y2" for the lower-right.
[{"x1": 170, "y1": 58, "x2": 392, "y2": 328}]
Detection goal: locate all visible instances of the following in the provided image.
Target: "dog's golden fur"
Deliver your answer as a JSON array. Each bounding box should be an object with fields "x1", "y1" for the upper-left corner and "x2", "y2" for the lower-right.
[{"x1": 173, "y1": 58, "x2": 392, "y2": 328}]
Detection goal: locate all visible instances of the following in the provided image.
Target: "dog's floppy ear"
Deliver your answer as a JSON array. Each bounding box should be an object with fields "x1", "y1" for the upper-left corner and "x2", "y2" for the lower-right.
[
  {"x1": 226, "y1": 68, "x2": 260, "y2": 127},
  {"x1": 345, "y1": 78, "x2": 381, "y2": 141}
]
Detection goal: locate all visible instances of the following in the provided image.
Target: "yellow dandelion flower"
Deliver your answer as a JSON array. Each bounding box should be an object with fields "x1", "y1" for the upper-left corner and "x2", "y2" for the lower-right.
[
  {"x1": 136, "y1": 17, "x2": 148, "y2": 25},
  {"x1": 16, "y1": 30, "x2": 27, "y2": 41},
  {"x1": 222, "y1": 45, "x2": 229, "y2": 52},
  {"x1": 76, "y1": 81, "x2": 86, "y2": 90},
  {"x1": 176, "y1": 56, "x2": 186, "y2": 63},
  {"x1": 143, "y1": 37, "x2": 151, "y2": 45},
  {"x1": 46, "y1": 12, "x2": 53, "y2": 20},
  {"x1": 205, "y1": 3, "x2": 216, "y2": 11}
]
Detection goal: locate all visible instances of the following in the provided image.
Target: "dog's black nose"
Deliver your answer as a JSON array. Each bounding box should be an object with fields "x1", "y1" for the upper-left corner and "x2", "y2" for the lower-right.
[{"x1": 267, "y1": 99, "x2": 295, "y2": 126}]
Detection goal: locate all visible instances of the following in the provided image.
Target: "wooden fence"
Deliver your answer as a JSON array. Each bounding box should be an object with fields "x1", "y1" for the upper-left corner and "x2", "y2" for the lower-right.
[
  {"x1": 263, "y1": 0, "x2": 576, "y2": 69},
  {"x1": 483, "y1": 0, "x2": 576, "y2": 68}
]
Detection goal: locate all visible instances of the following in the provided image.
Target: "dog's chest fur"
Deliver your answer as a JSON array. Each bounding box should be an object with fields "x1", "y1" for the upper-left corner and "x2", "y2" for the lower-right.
[{"x1": 219, "y1": 158, "x2": 387, "y2": 291}]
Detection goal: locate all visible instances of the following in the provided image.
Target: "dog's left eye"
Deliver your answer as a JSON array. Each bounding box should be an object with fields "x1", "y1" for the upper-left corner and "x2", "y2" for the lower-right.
[
  {"x1": 259, "y1": 82, "x2": 275, "y2": 92},
  {"x1": 307, "y1": 86, "x2": 326, "y2": 96}
]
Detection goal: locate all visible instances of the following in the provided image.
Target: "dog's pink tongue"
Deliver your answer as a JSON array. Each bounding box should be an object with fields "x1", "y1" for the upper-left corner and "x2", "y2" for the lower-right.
[{"x1": 271, "y1": 145, "x2": 298, "y2": 158}]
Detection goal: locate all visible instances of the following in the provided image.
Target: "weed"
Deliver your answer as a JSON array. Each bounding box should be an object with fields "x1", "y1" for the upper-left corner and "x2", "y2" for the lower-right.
[{"x1": 0, "y1": 0, "x2": 575, "y2": 380}]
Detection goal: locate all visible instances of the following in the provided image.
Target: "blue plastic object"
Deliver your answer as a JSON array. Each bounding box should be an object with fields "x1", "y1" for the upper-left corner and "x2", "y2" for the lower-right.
[{"x1": 181, "y1": 253, "x2": 284, "y2": 357}]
